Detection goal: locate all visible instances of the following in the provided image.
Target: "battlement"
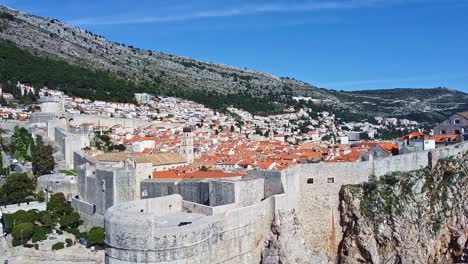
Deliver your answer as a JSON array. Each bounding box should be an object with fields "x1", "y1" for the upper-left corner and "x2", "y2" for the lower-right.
[
  {"x1": 105, "y1": 179, "x2": 286, "y2": 263},
  {"x1": 104, "y1": 142, "x2": 468, "y2": 263}
]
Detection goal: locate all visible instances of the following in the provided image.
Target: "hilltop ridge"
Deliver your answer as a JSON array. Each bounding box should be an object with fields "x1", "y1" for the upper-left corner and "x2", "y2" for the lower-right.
[
  {"x1": 0, "y1": 6, "x2": 335, "y2": 101},
  {"x1": 1, "y1": 5, "x2": 468, "y2": 122}
]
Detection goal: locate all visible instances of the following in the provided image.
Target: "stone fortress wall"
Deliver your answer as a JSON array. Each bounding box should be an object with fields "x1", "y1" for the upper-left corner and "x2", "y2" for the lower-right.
[
  {"x1": 36, "y1": 172, "x2": 78, "y2": 200},
  {"x1": 293, "y1": 141, "x2": 468, "y2": 261},
  {"x1": 71, "y1": 151, "x2": 139, "y2": 228},
  {"x1": 96, "y1": 141, "x2": 468, "y2": 264},
  {"x1": 66, "y1": 113, "x2": 152, "y2": 128},
  {"x1": 105, "y1": 176, "x2": 292, "y2": 264}
]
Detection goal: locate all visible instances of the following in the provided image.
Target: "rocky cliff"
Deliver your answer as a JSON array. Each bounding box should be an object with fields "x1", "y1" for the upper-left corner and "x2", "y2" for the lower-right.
[
  {"x1": 338, "y1": 152, "x2": 468, "y2": 264},
  {"x1": 261, "y1": 209, "x2": 317, "y2": 264}
]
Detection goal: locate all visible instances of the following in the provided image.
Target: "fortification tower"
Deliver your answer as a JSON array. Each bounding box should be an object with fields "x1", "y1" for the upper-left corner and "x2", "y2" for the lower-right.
[{"x1": 180, "y1": 127, "x2": 194, "y2": 163}]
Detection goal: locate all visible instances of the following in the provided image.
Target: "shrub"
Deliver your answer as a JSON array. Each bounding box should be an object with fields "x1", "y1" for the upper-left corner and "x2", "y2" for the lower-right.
[
  {"x1": 79, "y1": 232, "x2": 88, "y2": 240},
  {"x1": 23, "y1": 243, "x2": 34, "y2": 248},
  {"x1": 36, "y1": 191, "x2": 45, "y2": 202},
  {"x1": 52, "y1": 242, "x2": 65, "y2": 250},
  {"x1": 31, "y1": 226, "x2": 50, "y2": 243},
  {"x1": 65, "y1": 238, "x2": 73, "y2": 247},
  {"x1": 38, "y1": 211, "x2": 57, "y2": 227},
  {"x1": 65, "y1": 227, "x2": 80, "y2": 238},
  {"x1": 12, "y1": 222, "x2": 34, "y2": 244},
  {"x1": 12, "y1": 239, "x2": 22, "y2": 247},
  {"x1": 59, "y1": 211, "x2": 82, "y2": 229},
  {"x1": 87, "y1": 227, "x2": 104, "y2": 246},
  {"x1": 4, "y1": 209, "x2": 37, "y2": 231},
  {"x1": 47, "y1": 193, "x2": 73, "y2": 216}
]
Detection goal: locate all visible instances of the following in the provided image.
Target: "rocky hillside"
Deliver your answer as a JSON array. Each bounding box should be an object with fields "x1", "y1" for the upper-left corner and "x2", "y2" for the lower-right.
[
  {"x1": 333, "y1": 88, "x2": 468, "y2": 124},
  {"x1": 0, "y1": 6, "x2": 335, "y2": 101},
  {"x1": 1, "y1": 5, "x2": 467, "y2": 120},
  {"x1": 339, "y1": 151, "x2": 468, "y2": 264}
]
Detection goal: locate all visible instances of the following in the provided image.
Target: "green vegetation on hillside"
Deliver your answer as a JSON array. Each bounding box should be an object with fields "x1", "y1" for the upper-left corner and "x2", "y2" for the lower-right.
[
  {"x1": 0, "y1": 40, "x2": 288, "y2": 115},
  {"x1": 0, "y1": 40, "x2": 140, "y2": 103}
]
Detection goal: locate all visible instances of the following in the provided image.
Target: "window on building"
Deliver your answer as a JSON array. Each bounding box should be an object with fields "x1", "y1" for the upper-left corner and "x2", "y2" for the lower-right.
[
  {"x1": 307, "y1": 178, "x2": 314, "y2": 184},
  {"x1": 327, "y1": 177, "x2": 335, "y2": 183},
  {"x1": 454, "y1": 119, "x2": 461, "y2": 124},
  {"x1": 455, "y1": 130, "x2": 461, "y2": 134},
  {"x1": 441, "y1": 130, "x2": 447, "y2": 135}
]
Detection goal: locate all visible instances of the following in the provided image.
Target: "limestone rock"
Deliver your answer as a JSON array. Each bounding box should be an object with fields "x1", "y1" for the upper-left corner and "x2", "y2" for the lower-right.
[{"x1": 338, "y1": 152, "x2": 468, "y2": 264}]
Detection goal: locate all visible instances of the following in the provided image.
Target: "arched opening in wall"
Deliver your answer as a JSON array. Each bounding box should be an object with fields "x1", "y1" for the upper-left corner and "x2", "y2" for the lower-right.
[
  {"x1": 327, "y1": 177, "x2": 335, "y2": 183},
  {"x1": 307, "y1": 178, "x2": 314, "y2": 184}
]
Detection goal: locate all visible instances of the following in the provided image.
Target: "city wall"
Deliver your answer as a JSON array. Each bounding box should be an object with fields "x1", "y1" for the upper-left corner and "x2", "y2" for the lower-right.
[
  {"x1": 292, "y1": 141, "x2": 468, "y2": 262},
  {"x1": 71, "y1": 197, "x2": 104, "y2": 229},
  {"x1": 37, "y1": 173, "x2": 78, "y2": 200},
  {"x1": 55, "y1": 127, "x2": 90, "y2": 168},
  {"x1": 105, "y1": 194, "x2": 284, "y2": 264},
  {"x1": 0, "y1": 120, "x2": 28, "y2": 132},
  {"x1": 141, "y1": 178, "x2": 264, "y2": 208},
  {"x1": 66, "y1": 114, "x2": 152, "y2": 128},
  {"x1": 0, "y1": 201, "x2": 47, "y2": 214},
  {"x1": 99, "y1": 141, "x2": 467, "y2": 264}
]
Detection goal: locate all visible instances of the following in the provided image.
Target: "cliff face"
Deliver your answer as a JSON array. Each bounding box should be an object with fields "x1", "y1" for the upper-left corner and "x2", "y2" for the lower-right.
[
  {"x1": 338, "y1": 152, "x2": 468, "y2": 264},
  {"x1": 261, "y1": 209, "x2": 322, "y2": 264}
]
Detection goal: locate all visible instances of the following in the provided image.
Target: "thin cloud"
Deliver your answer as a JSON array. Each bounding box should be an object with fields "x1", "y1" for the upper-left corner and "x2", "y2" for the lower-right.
[{"x1": 68, "y1": 0, "x2": 388, "y2": 26}]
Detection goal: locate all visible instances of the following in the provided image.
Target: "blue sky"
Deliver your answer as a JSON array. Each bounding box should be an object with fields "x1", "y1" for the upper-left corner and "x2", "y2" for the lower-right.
[{"x1": 2, "y1": 0, "x2": 468, "y2": 92}]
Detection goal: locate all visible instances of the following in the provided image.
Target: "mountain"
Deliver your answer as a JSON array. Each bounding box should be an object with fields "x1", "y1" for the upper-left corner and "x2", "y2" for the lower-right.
[
  {"x1": 0, "y1": 6, "x2": 337, "y2": 114},
  {"x1": 1, "y1": 6, "x2": 467, "y2": 123},
  {"x1": 331, "y1": 88, "x2": 468, "y2": 124}
]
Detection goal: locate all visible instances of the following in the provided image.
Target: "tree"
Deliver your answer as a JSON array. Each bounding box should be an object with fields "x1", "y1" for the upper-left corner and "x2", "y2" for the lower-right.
[
  {"x1": 32, "y1": 135, "x2": 55, "y2": 176},
  {"x1": 59, "y1": 212, "x2": 82, "y2": 230},
  {"x1": 0, "y1": 173, "x2": 35, "y2": 204},
  {"x1": 47, "y1": 193, "x2": 73, "y2": 216},
  {"x1": 255, "y1": 127, "x2": 263, "y2": 136},
  {"x1": 38, "y1": 211, "x2": 57, "y2": 228},
  {"x1": 113, "y1": 144, "x2": 126, "y2": 152},
  {"x1": 9, "y1": 126, "x2": 33, "y2": 161},
  {"x1": 52, "y1": 242, "x2": 64, "y2": 250},
  {"x1": 3, "y1": 209, "x2": 38, "y2": 231},
  {"x1": 200, "y1": 165, "x2": 208, "y2": 171},
  {"x1": 32, "y1": 226, "x2": 50, "y2": 243},
  {"x1": 230, "y1": 125, "x2": 235, "y2": 133},
  {"x1": 12, "y1": 222, "x2": 34, "y2": 244},
  {"x1": 87, "y1": 226, "x2": 105, "y2": 246},
  {"x1": 0, "y1": 147, "x2": 3, "y2": 172}
]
